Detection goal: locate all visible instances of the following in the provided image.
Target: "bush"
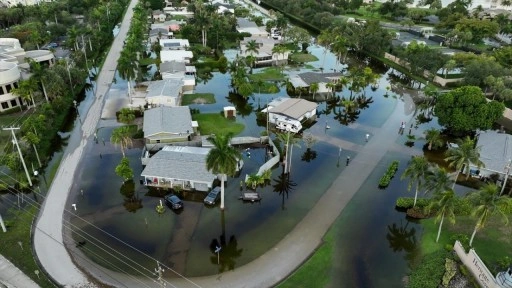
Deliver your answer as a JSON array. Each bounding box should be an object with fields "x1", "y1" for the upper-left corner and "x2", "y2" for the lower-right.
[
  {"x1": 408, "y1": 249, "x2": 451, "y2": 288},
  {"x1": 407, "y1": 206, "x2": 429, "y2": 219},
  {"x1": 396, "y1": 197, "x2": 430, "y2": 209},
  {"x1": 378, "y1": 160, "x2": 399, "y2": 188}
]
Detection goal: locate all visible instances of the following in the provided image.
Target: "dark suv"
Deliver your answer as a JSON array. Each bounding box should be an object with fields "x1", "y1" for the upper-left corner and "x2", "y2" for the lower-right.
[
  {"x1": 204, "y1": 187, "x2": 221, "y2": 205},
  {"x1": 164, "y1": 195, "x2": 183, "y2": 210}
]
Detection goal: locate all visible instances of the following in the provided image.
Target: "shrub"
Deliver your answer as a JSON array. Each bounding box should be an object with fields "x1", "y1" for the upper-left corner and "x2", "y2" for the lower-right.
[
  {"x1": 379, "y1": 160, "x2": 399, "y2": 188},
  {"x1": 407, "y1": 206, "x2": 429, "y2": 219},
  {"x1": 408, "y1": 249, "x2": 451, "y2": 288},
  {"x1": 396, "y1": 197, "x2": 430, "y2": 209}
]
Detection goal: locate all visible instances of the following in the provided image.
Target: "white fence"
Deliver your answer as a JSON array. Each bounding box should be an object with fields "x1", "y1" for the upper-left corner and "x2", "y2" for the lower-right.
[
  {"x1": 453, "y1": 241, "x2": 499, "y2": 288},
  {"x1": 257, "y1": 137, "x2": 280, "y2": 176}
]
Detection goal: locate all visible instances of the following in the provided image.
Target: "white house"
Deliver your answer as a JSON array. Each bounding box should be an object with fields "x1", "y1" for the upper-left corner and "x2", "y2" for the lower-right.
[
  {"x1": 145, "y1": 78, "x2": 183, "y2": 107},
  {"x1": 265, "y1": 98, "x2": 318, "y2": 133},
  {"x1": 288, "y1": 72, "x2": 342, "y2": 94},
  {"x1": 469, "y1": 130, "x2": 512, "y2": 179},
  {"x1": 160, "y1": 50, "x2": 193, "y2": 64},
  {"x1": 159, "y1": 61, "x2": 196, "y2": 90},
  {"x1": 239, "y1": 36, "x2": 290, "y2": 66},
  {"x1": 236, "y1": 18, "x2": 269, "y2": 37}
]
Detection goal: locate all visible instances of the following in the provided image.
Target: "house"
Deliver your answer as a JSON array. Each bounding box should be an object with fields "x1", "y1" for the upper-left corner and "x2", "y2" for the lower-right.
[
  {"x1": 160, "y1": 50, "x2": 193, "y2": 64},
  {"x1": 149, "y1": 28, "x2": 173, "y2": 43},
  {"x1": 239, "y1": 36, "x2": 290, "y2": 66},
  {"x1": 145, "y1": 79, "x2": 183, "y2": 107},
  {"x1": 159, "y1": 38, "x2": 190, "y2": 50},
  {"x1": 288, "y1": 72, "x2": 342, "y2": 94},
  {"x1": 152, "y1": 10, "x2": 166, "y2": 22},
  {"x1": 469, "y1": 130, "x2": 512, "y2": 179},
  {"x1": 159, "y1": 61, "x2": 196, "y2": 90},
  {"x1": 236, "y1": 18, "x2": 268, "y2": 37},
  {"x1": 151, "y1": 20, "x2": 185, "y2": 33},
  {"x1": 141, "y1": 146, "x2": 216, "y2": 192},
  {"x1": 143, "y1": 106, "x2": 197, "y2": 148},
  {"x1": 265, "y1": 98, "x2": 318, "y2": 133},
  {"x1": 211, "y1": 1, "x2": 235, "y2": 14},
  {"x1": 0, "y1": 38, "x2": 55, "y2": 112}
]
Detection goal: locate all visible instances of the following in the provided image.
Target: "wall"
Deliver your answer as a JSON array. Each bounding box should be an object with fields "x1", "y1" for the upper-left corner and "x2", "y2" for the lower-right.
[
  {"x1": 257, "y1": 137, "x2": 280, "y2": 176},
  {"x1": 453, "y1": 241, "x2": 499, "y2": 288}
]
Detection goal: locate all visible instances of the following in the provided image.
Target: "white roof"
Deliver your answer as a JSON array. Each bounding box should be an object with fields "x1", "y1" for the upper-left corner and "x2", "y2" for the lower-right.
[
  {"x1": 476, "y1": 130, "x2": 512, "y2": 173},
  {"x1": 160, "y1": 50, "x2": 193, "y2": 62}
]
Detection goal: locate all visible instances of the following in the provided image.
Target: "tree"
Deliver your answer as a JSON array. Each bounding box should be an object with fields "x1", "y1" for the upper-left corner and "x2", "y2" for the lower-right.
[
  {"x1": 110, "y1": 126, "x2": 133, "y2": 157},
  {"x1": 445, "y1": 136, "x2": 484, "y2": 181},
  {"x1": 12, "y1": 78, "x2": 37, "y2": 109},
  {"x1": 454, "y1": 18, "x2": 500, "y2": 44},
  {"x1": 309, "y1": 83, "x2": 319, "y2": 98},
  {"x1": 494, "y1": 46, "x2": 512, "y2": 69},
  {"x1": 115, "y1": 157, "x2": 134, "y2": 181},
  {"x1": 118, "y1": 108, "x2": 135, "y2": 124},
  {"x1": 425, "y1": 165, "x2": 454, "y2": 195},
  {"x1": 22, "y1": 131, "x2": 42, "y2": 168},
  {"x1": 424, "y1": 128, "x2": 444, "y2": 150},
  {"x1": 434, "y1": 86, "x2": 505, "y2": 134},
  {"x1": 206, "y1": 133, "x2": 241, "y2": 210},
  {"x1": 443, "y1": 59, "x2": 457, "y2": 78},
  {"x1": 463, "y1": 56, "x2": 507, "y2": 87},
  {"x1": 244, "y1": 40, "x2": 259, "y2": 56},
  {"x1": 27, "y1": 59, "x2": 50, "y2": 102},
  {"x1": 426, "y1": 189, "x2": 457, "y2": 243},
  {"x1": 468, "y1": 183, "x2": 510, "y2": 246},
  {"x1": 401, "y1": 156, "x2": 431, "y2": 207}
]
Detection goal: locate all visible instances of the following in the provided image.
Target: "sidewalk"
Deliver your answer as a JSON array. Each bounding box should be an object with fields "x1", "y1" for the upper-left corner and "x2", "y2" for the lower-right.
[{"x1": 0, "y1": 254, "x2": 39, "y2": 288}]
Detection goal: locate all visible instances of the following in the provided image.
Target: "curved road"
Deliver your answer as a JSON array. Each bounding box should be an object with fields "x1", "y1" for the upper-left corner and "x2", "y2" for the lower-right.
[{"x1": 33, "y1": 0, "x2": 416, "y2": 286}]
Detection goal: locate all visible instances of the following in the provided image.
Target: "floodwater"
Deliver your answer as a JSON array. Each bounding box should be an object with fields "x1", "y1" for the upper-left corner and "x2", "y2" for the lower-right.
[{"x1": 65, "y1": 43, "x2": 459, "y2": 286}]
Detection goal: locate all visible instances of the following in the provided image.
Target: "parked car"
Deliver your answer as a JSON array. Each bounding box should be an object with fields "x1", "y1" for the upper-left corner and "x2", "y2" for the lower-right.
[
  {"x1": 204, "y1": 187, "x2": 221, "y2": 205},
  {"x1": 164, "y1": 195, "x2": 183, "y2": 210}
]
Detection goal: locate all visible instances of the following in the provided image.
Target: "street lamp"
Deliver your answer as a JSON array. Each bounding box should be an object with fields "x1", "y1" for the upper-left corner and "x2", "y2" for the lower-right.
[
  {"x1": 73, "y1": 100, "x2": 82, "y2": 123},
  {"x1": 500, "y1": 159, "x2": 512, "y2": 196},
  {"x1": 215, "y1": 246, "x2": 222, "y2": 265}
]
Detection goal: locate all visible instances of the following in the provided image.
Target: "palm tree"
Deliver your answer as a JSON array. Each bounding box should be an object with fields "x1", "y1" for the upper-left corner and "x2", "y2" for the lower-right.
[
  {"x1": 317, "y1": 29, "x2": 333, "y2": 71},
  {"x1": 426, "y1": 189, "x2": 457, "y2": 243},
  {"x1": 246, "y1": 174, "x2": 265, "y2": 191},
  {"x1": 309, "y1": 83, "x2": 319, "y2": 98},
  {"x1": 118, "y1": 108, "x2": 135, "y2": 124},
  {"x1": 12, "y1": 78, "x2": 38, "y2": 109},
  {"x1": 110, "y1": 126, "x2": 133, "y2": 157},
  {"x1": 206, "y1": 133, "x2": 241, "y2": 210},
  {"x1": 22, "y1": 131, "x2": 42, "y2": 168},
  {"x1": 424, "y1": 128, "x2": 444, "y2": 151},
  {"x1": 27, "y1": 59, "x2": 49, "y2": 102},
  {"x1": 271, "y1": 45, "x2": 288, "y2": 70},
  {"x1": 401, "y1": 156, "x2": 431, "y2": 207},
  {"x1": 424, "y1": 165, "x2": 453, "y2": 195},
  {"x1": 245, "y1": 40, "x2": 259, "y2": 56},
  {"x1": 468, "y1": 183, "x2": 510, "y2": 246},
  {"x1": 445, "y1": 136, "x2": 484, "y2": 182}
]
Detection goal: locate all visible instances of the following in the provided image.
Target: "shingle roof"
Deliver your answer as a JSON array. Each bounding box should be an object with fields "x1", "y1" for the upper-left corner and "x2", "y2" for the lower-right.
[
  {"x1": 143, "y1": 106, "x2": 193, "y2": 137},
  {"x1": 160, "y1": 61, "x2": 186, "y2": 73},
  {"x1": 146, "y1": 79, "x2": 183, "y2": 98},
  {"x1": 141, "y1": 146, "x2": 216, "y2": 183},
  {"x1": 269, "y1": 98, "x2": 318, "y2": 120},
  {"x1": 477, "y1": 130, "x2": 512, "y2": 173},
  {"x1": 297, "y1": 72, "x2": 342, "y2": 85}
]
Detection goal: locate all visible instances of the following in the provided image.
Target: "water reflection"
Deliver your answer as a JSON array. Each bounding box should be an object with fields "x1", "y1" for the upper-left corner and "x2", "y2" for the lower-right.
[
  {"x1": 301, "y1": 148, "x2": 317, "y2": 162},
  {"x1": 272, "y1": 172, "x2": 297, "y2": 210},
  {"x1": 227, "y1": 92, "x2": 254, "y2": 117},
  {"x1": 209, "y1": 211, "x2": 243, "y2": 272},
  {"x1": 386, "y1": 220, "x2": 421, "y2": 267}
]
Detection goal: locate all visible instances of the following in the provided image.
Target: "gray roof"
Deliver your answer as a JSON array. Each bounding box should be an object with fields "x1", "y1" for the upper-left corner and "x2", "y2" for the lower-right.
[
  {"x1": 143, "y1": 106, "x2": 193, "y2": 137},
  {"x1": 269, "y1": 98, "x2": 318, "y2": 119},
  {"x1": 288, "y1": 75, "x2": 309, "y2": 88},
  {"x1": 476, "y1": 130, "x2": 512, "y2": 173},
  {"x1": 149, "y1": 28, "x2": 169, "y2": 37},
  {"x1": 160, "y1": 61, "x2": 186, "y2": 73},
  {"x1": 297, "y1": 72, "x2": 342, "y2": 85},
  {"x1": 146, "y1": 79, "x2": 183, "y2": 98},
  {"x1": 141, "y1": 147, "x2": 216, "y2": 183},
  {"x1": 237, "y1": 18, "x2": 258, "y2": 29}
]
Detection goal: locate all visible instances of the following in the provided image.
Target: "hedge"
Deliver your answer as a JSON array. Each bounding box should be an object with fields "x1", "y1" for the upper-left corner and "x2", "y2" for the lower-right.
[
  {"x1": 379, "y1": 160, "x2": 399, "y2": 188},
  {"x1": 396, "y1": 196, "x2": 512, "y2": 216},
  {"x1": 408, "y1": 249, "x2": 452, "y2": 288}
]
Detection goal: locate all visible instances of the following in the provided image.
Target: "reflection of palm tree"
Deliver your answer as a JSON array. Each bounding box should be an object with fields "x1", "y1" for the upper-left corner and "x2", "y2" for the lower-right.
[
  {"x1": 301, "y1": 148, "x2": 317, "y2": 162},
  {"x1": 272, "y1": 172, "x2": 297, "y2": 210},
  {"x1": 226, "y1": 92, "x2": 253, "y2": 117},
  {"x1": 334, "y1": 106, "x2": 360, "y2": 126},
  {"x1": 119, "y1": 180, "x2": 143, "y2": 213},
  {"x1": 209, "y1": 233, "x2": 243, "y2": 272},
  {"x1": 386, "y1": 220, "x2": 420, "y2": 266}
]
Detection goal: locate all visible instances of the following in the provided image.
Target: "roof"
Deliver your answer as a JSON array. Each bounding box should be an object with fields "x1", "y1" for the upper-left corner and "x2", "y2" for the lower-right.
[
  {"x1": 141, "y1": 146, "x2": 216, "y2": 183},
  {"x1": 160, "y1": 50, "x2": 193, "y2": 62},
  {"x1": 268, "y1": 98, "x2": 318, "y2": 120},
  {"x1": 146, "y1": 79, "x2": 183, "y2": 98},
  {"x1": 160, "y1": 61, "x2": 186, "y2": 73},
  {"x1": 159, "y1": 39, "x2": 189, "y2": 49},
  {"x1": 288, "y1": 75, "x2": 309, "y2": 88},
  {"x1": 476, "y1": 130, "x2": 512, "y2": 173},
  {"x1": 143, "y1": 106, "x2": 193, "y2": 137},
  {"x1": 237, "y1": 18, "x2": 259, "y2": 29},
  {"x1": 297, "y1": 72, "x2": 342, "y2": 85}
]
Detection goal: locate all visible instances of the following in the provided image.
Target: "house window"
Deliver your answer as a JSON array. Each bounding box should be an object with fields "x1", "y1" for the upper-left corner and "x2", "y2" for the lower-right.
[
  {"x1": 5, "y1": 84, "x2": 12, "y2": 93},
  {"x1": 156, "y1": 139, "x2": 161, "y2": 143},
  {"x1": 1, "y1": 102, "x2": 8, "y2": 109},
  {"x1": 13, "y1": 82, "x2": 18, "y2": 89},
  {"x1": 0, "y1": 86, "x2": 4, "y2": 95},
  {"x1": 10, "y1": 100, "x2": 18, "y2": 107}
]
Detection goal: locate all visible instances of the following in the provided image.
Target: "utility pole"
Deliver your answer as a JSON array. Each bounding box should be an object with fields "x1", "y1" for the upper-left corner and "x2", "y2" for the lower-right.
[
  {"x1": 500, "y1": 160, "x2": 512, "y2": 196},
  {"x1": 0, "y1": 213, "x2": 6, "y2": 232},
  {"x1": 4, "y1": 127, "x2": 32, "y2": 187},
  {"x1": 154, "y1": 261, "x2": 166, "y2": 287}
]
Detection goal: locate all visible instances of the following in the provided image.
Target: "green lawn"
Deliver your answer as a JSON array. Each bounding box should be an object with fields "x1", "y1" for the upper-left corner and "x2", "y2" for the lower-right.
[
  {"x1": 290, "y1": 53, "x2": 318, "y2": 63},
  {"x1": 248, "y1": 67, "x2": 285, "y2": 81},
  {"x1": 138, "y1": 57, "x2": 155, "y2": 66},
  {"x1": 251, "y1": 82, "x2": 280, "y2": 94},
  {"x1": 181, "y1": 93, "x2": 216, "y2": 106},
  {"x1": 276, "y1": 229, "x2": 334, "y2": 288},
  {"x1": 191, "y1": 113, "x2": 244, "y2": 136},
  {"x1": 421, "y1": 215, "x2": 512, "y2": 274},
  {"x1": 0, "y1": 207, "x2": 55, "y2": 288}
]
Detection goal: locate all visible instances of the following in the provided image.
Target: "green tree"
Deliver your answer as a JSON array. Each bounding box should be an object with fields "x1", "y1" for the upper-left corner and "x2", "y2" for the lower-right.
[
  {"x1": 22, "y1": 131, "x2": 42, "y2": 167},
  {"x1": 309, "y1": 83, "x2": 319, "y2": 98},
  {"x1": 434, "y1": 86, "x2": 505, "y2": 134},
  {"x1": 115, "y1": 157, "x2": 134, "y2": 181},
  {"x1": 424, "y1": 128, "x2": 444, "y2": 150},
  {"x1": 110, "y1": 126, "x2": 133, "y2": 157},
  {"x1": 244, "y1": 40, "x2": 259, "y2": 56},
  {"x1": 494, "y1": 46, "x2": 512, "y2": 68},
  {"x1": 454, "y1": 18, "x2": 500, "y2": 43},
  {"x1": 12, "y1": 78, "x2": 37, "y2": 109},
  {"x1": 445, "y1": 136, "x2": 484, "y2": 181},
  {"x1": 27, "y1": 59, "x2": 50, "y2": 102},
  {"x1": 426, "y1": 189, "x2": 457, "y2": 243},
  {"x1": 401, "y1": 156, "x2": 431, "y2": 207},
  {"x1": 468, "y1": 183, "x2": 510, "y2": 246},
  {"x1": 118, "y1": 108, "x2": 135, "y2": 124},
  {"x1": 206, "y1": 133, "x2": 241, "y2": 210},
  {"x1": 425, "y1": 165, "x2": 454, "y2": 195}
]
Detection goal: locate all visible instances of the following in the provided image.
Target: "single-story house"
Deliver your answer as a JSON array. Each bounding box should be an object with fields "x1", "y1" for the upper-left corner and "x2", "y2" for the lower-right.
[
  {"x1": 236, "y1": 18, "x2": 268, "y2": 37},
  {"x1": 143, "y1": 106, "x2": 197, "y2": 147},
  {"x1": 239, "y1": 36, "x2": 289, "y2": 66},
  {"x1": 469, "y1": 130, "x2": 512, "y2": 179},
  {"x1": 159, "y1": 38, "x2": 190, "y2": 50},
  {"x1": 160, "y1": 50, "x2": 193, "y2": 64},
  {"x1": 152, "y1": 10, "x2": 166, "y2": 22},
  {"x1": 146, "y1": 78, "x2": 183, "y2": 107},
  {"x1": 149, "y1": 28, "x2": 173, "y2": 43},
  {"x1": 160, "y1": 61, "x2": 196, "y2": 90},
  {"x1": 265, "y1": 98, "x2": 318, "y2": 133},
  {"x1": 212, "y1": 1, "x2": 235, "y2": 14},
  {"x1": 141, "y1": 146, "x2": 216, "y2": 191},
  {"x1": 151, "y1": 20, "x2": 185, "y2": 32},
  {"x1": 288, "y1": 72, "x2": 342, "y2": 94}
]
